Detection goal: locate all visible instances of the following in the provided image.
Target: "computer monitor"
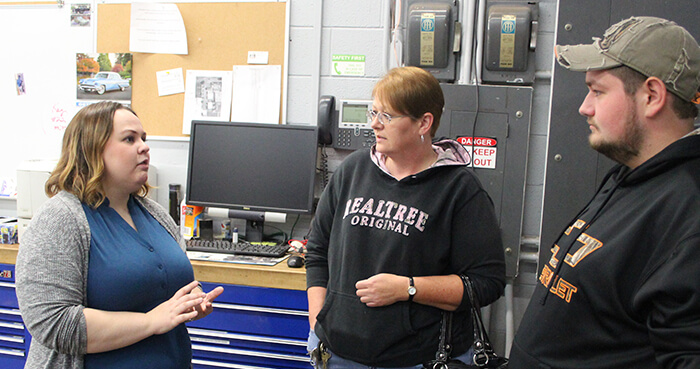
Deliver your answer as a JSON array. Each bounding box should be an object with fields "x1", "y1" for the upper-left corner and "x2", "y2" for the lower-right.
[{"x1": 186, "y1": 121, "x2": 318, "y2": 241}]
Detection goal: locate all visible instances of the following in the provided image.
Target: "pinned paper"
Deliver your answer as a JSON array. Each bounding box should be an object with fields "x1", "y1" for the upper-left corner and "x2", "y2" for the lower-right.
[
  {"x1": 129, "y1": 3, "x2": 188, "y2": 55},
  {"x1": 15, "y1": 73, "x2": 26, "y2": 95},
  {"x1": 156, "y1": 68, "x2": 185, "y2": 96},
  {"x1": 231, "y1": 65, "x2": 281, "y2": 124},
  {"x1": 182, "y1": 70, "x2": 233, "y2": 134}
]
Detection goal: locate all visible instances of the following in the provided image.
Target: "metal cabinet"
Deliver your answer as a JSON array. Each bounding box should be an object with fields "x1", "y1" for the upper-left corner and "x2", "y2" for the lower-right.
[
  {"x1": 0, "y1": 263, "x2": 311, "y2": 369},
  {"x1": 0, "y1": 264, "x2": 29, "y2": 369},
  {"x1": 189, "y1": 282, "x2": 311, "y2": 369}
]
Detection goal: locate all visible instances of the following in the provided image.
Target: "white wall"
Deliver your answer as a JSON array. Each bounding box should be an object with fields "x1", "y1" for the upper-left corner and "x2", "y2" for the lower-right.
[{"x1": 0, "y1": 4, "x2": 94, "y2": 181}]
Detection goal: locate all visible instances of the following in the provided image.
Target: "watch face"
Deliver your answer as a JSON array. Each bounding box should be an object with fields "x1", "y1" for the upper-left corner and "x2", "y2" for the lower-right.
[{"x1": 408, "y1": 286, "x2": 417, "y2": 295}]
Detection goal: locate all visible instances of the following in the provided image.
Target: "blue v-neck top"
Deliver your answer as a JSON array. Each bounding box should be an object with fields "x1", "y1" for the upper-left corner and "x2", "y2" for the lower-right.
[{"x1": 82, "y1": 196, "x2": 194, "y2": 369}]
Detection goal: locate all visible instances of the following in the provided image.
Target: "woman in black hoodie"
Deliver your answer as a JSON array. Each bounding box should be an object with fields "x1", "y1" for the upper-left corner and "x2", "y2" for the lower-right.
[{"x1": 305, "y1": 66, "x2": 506, "y2": 368}]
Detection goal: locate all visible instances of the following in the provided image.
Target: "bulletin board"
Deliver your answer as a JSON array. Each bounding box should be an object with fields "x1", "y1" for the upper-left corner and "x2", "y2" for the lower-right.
[{"x1": 97, "y1": 2, "x2": 287, "y2": 137}]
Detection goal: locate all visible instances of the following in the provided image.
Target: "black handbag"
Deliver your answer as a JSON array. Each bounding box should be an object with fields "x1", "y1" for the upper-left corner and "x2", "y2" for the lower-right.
[{"x1": 423, "y1": 275, "x2": 508, "y2": 369}]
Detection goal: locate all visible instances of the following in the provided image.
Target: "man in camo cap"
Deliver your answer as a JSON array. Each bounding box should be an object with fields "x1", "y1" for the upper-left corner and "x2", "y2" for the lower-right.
[{"x1": 510, "y1": 16, "x2": 700, "y2": 369}]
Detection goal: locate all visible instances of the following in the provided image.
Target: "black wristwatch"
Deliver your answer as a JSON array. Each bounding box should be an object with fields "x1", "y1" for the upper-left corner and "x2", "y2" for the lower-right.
[{"x1": 407, "y1": 277, "x2": 417, "y2": 302}]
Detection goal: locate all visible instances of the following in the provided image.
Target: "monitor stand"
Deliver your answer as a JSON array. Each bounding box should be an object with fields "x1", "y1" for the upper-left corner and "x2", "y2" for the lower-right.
[
  {"x1": 226, "y1": 209, "x2": 265, "y2": 243},
  {"x1": 205, "y1": 207, "x2": 284, "y2": 243},
  {"x1": 244, "y1": 219, "x2": 264, "y2": 243}
]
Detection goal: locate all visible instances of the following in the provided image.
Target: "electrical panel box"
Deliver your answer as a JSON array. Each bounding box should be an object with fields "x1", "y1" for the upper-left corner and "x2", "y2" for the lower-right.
[
  {"x1": 436, "y1": 84, "x2": 533, "y2": 277},
  {"x1": 403, "y1": 0, "x2": 460, "y2": 81},
  {"x1": 482, "y1": 1, "x2": 538, "y2": 84}
]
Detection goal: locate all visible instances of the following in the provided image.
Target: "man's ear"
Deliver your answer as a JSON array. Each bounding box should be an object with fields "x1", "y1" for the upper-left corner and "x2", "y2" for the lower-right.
[{"x1": 640, "y1": 77, "x2": 668, "y2": 118}]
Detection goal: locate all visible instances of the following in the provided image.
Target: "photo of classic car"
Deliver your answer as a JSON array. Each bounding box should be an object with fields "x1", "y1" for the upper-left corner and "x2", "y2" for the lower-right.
[{"x1": 79, "y1": 72, "x2": 130, "y2": 95}]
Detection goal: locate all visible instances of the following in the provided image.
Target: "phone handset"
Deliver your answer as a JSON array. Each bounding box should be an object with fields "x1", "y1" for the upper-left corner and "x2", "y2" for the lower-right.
[
  {"x1": 317, "y1": 96, "x2": 374, "y2": 150},
  {"x1": 318, "y1": 95, "x2": 335, "y2": 146}
]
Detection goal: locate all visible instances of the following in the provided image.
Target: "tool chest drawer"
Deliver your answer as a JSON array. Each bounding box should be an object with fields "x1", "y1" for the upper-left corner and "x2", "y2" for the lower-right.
[
  {"x1": 0, "y1": 264, "x2": 28, "y2": 369},
  {"x1": 0, "y1": 264, "x2": 313, "y2": 369},
  {"x1": 189, "y1": 282, "x2": 311, "y2": 369}
]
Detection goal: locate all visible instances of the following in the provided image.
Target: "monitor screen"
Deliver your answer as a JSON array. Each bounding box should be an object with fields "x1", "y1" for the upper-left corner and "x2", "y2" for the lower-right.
[{"x1": 186, "y1": 121, "x2": 318, "y2": 214}]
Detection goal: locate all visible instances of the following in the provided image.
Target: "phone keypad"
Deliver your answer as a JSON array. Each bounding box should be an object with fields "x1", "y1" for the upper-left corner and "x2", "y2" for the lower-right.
[{"x1": 335, "y1": 128, "x2": 375, "y2": 149}]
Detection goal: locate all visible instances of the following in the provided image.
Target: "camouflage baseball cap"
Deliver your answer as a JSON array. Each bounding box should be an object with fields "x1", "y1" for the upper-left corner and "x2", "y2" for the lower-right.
[{"x1": 555, "y1": 16, "x2": 700, "y2": 104}]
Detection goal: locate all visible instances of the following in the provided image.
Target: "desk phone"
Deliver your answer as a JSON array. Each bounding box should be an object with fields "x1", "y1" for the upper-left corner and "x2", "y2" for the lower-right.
[{"x1": 334, "y1": 99, "x2": 375, "y2": 150}]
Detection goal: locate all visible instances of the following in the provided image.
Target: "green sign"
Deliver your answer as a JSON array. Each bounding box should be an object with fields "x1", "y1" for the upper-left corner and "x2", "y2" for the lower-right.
[{"x1": 332, "y1": 54, "x2": 366, "y2": 76}]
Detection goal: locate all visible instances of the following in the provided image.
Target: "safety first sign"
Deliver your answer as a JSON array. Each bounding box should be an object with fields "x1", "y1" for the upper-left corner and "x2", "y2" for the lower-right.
[{"x1": 457, "y1": 136, "x2": 497, "y2": 169}]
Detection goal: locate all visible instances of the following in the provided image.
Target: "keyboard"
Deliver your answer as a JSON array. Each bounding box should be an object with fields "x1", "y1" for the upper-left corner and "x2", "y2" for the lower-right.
[{"x1": 186, "y1": 239, "x2": 289, "y2": 258}]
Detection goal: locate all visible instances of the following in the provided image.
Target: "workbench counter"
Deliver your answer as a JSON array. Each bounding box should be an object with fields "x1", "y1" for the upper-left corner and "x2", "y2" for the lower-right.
[{"x1": 0, "y1": 244, "x2": 306, "y2": 291}]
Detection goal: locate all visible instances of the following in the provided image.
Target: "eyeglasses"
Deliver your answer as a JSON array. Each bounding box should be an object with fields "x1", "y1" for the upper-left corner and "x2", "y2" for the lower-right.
[{"x1": 366, "y1": 110, "x2": 411, "y2": 125}]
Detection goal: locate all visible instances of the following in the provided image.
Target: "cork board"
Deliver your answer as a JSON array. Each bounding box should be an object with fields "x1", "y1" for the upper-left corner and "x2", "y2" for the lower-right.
[{"x1": 97, "y1": 2, "x2": 287, "y2": 137}]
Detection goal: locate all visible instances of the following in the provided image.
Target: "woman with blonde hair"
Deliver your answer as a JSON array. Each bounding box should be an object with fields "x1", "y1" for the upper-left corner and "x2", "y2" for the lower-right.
[{"x1": 16, "y1": 101, "x2": 223, "y2": 369}]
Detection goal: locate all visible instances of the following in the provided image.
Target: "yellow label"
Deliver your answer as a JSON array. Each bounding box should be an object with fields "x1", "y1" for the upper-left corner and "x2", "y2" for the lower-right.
[
  {"x1": 499, "y1": 15, "x2": 516, "y2": 68},
  {"x1": 420, "y1": 13, "x2": 435, "y2": 66}
]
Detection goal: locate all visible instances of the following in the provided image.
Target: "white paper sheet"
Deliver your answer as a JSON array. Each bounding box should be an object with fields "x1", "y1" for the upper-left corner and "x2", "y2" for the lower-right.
[
  {"x1": 129, "y1": 3, "x2": 188, "y2": 55},
  {"x1": 230, "y1": 65, "x2": 281, "y2": 124},
  {"x1": 156, "y1": 67, "x2": 185, "y2": 96},
  {"x1": 182, "y1": 70, "x2": 233, "y2": 135},
  {"x1": 187, "y1": 251, "x2": 288, "y2": 266}
]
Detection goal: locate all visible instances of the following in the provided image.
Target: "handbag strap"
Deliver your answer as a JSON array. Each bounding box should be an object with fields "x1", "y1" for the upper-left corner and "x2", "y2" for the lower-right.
[
  {"x1": 461, "y1": 275, "x2": 498, "y2": 367},
  {"x1": 432, "y1": 310, "x2": 452, "y2": 367},
  {"x1": 431, "y1": 276, "x2": 501, "y2": 369}
]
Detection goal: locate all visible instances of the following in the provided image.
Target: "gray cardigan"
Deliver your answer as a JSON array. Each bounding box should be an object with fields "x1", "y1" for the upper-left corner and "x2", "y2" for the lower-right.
[{"x1": 15, "y1": 191, "x2": 186, "y2": 369}]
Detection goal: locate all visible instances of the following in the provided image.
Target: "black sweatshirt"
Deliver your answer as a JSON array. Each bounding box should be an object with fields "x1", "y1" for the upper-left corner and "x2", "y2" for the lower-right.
[
  {"x1": 511, "y1": 132, "x2": 700, "y2": 369},
  {"x1": 306, "y1": 140, "x2": 505, "y2": 367}
]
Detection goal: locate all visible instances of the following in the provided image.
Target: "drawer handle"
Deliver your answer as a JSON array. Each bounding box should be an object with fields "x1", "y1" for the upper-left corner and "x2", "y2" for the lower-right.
[
  {"x1": 211, "y1": 302, "x2": 308, "y2": 317},
  {"x1": 0, "y1": 321, "x2": 24, "y2": 330},
  {"x1": 190, "y1": 336, "x2": 230, "y2": 346},
  {"x1": 0, "y1": 308, "x2": 22, "y2": 316},
  {"x1": 0, "y1": 348, "x2": 25, "y2": 357},
  {"x1": 188, "y1": 327, "x2": 306, "y2": 347},
  {"x1": 192, "y1": 343, "x2": 308, "y2": 362},
  {"x1": 0, "y1": 334, "x2": 23, "y2": 344},
  {"x1": 192, "y1": 358, "x2": 273, "y2": 368},
  {"x1": 0, "y1": 282, "x2": 15, "y2": 289}
]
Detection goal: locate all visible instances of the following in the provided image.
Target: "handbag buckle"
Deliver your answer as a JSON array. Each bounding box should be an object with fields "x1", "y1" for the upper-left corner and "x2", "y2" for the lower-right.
[{"x1": 473, "y1": 351, "x2": 490, "y2": 366}]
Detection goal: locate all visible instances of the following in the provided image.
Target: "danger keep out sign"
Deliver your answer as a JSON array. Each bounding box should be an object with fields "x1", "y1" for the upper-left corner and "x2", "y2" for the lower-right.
[{"x1": 457, "y1": 136, "x2": 497, "y2": 169}]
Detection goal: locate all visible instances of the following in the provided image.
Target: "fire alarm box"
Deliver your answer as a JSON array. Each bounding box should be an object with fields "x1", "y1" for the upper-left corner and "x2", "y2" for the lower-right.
[
  {"x1": 403, "y1": 0, "x2": 460, "y2": 81},
  {"x1": 482, "y1": 1, "x2": 538, "y2": 84}
]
